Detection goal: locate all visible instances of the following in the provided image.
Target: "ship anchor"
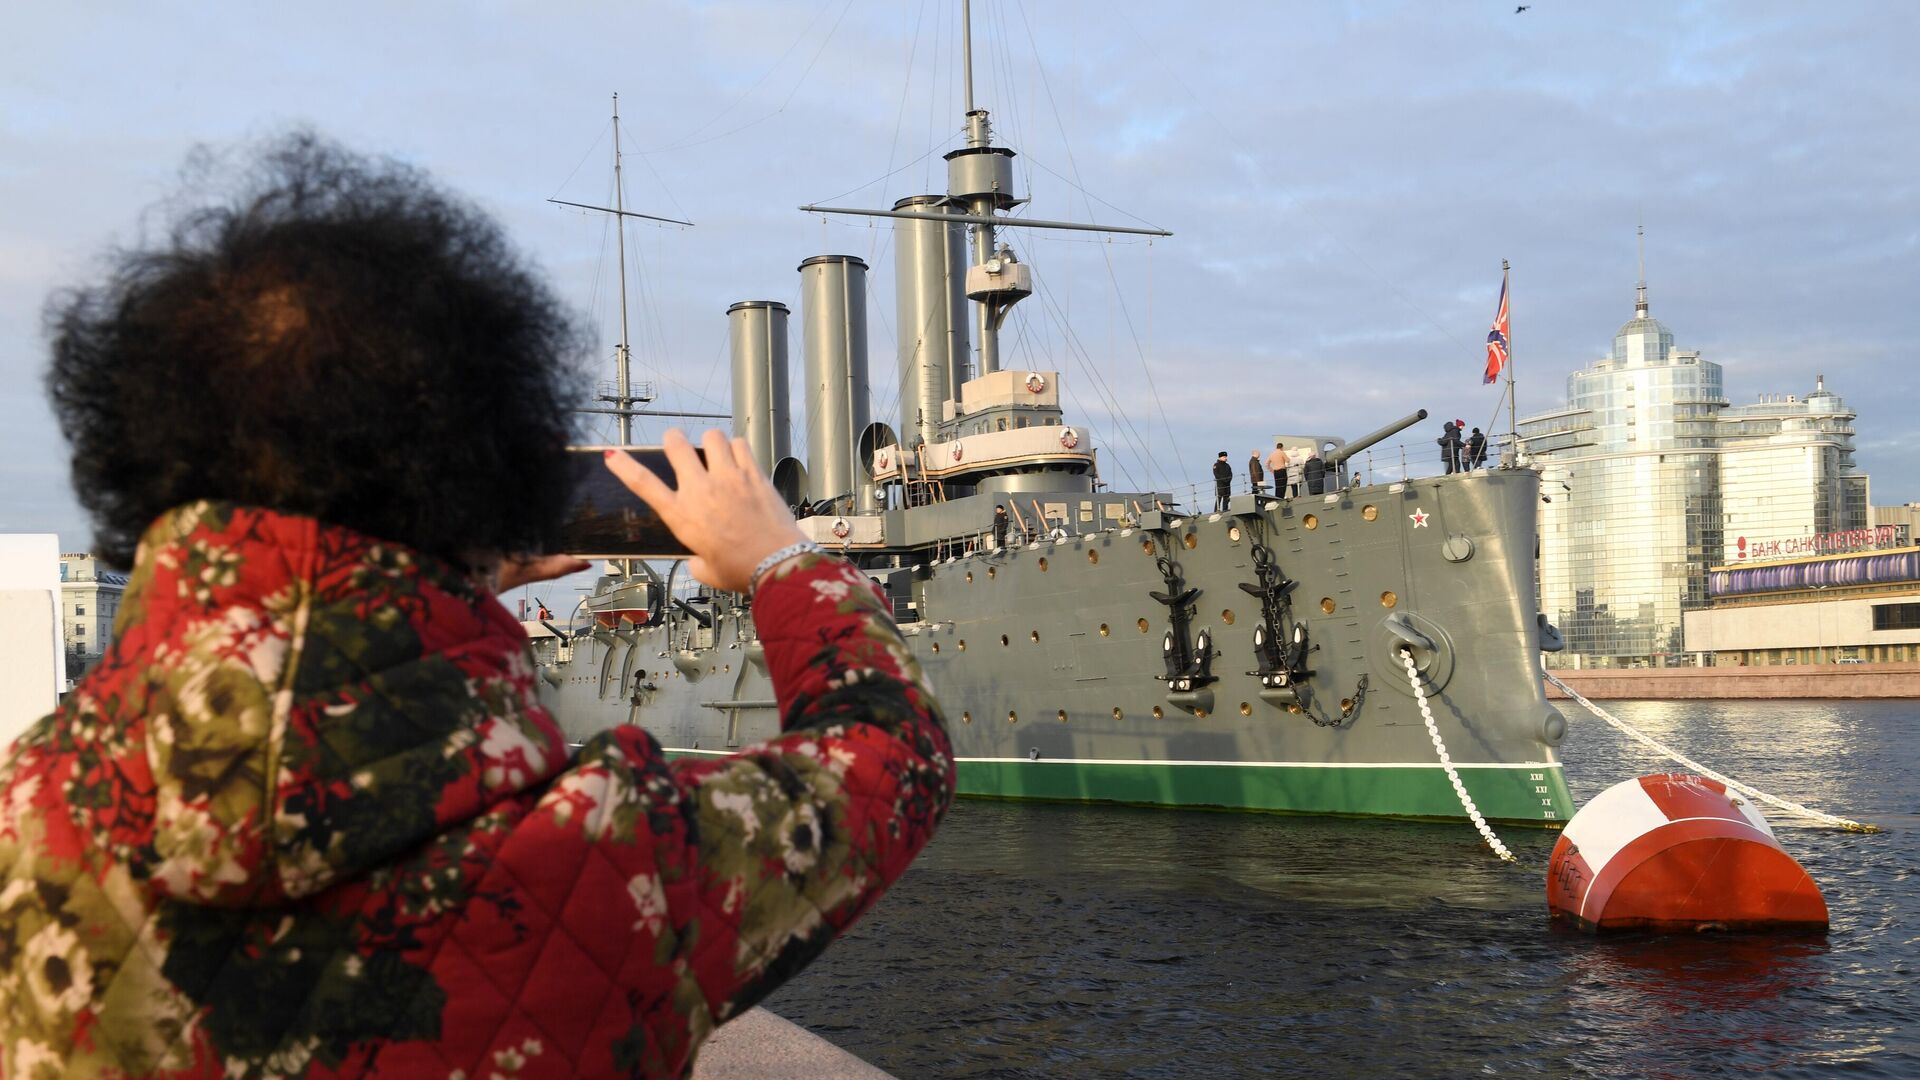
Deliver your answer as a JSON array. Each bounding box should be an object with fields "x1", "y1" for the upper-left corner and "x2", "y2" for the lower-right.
[
  {"x1": 1238, "y1": 525, "x2": 1314, "y2": 710},
  {"x1": 1149, "y1": 543, "x2": 1217, "y2": 714}
]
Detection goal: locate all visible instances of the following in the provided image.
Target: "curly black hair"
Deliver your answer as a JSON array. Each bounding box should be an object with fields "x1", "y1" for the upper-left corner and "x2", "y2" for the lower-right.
[{"x1": 45, "y1": 132, "x2": 588, "y2": 569}]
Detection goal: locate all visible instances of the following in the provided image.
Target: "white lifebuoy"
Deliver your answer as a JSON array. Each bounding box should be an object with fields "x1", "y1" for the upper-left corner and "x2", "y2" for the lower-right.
[
  {"x1": 951, "y1": 443, "x2": 964, "y2": 462},
  {"x1": 1059, "y1": 427, "x2": 1080, "y2": 450},
  {"x1": 831, "y1": 518, "x2": 851, "y2": 539},
  {"x1": 1025, "y1": 373, "x2": 1046, "y2": 394}
]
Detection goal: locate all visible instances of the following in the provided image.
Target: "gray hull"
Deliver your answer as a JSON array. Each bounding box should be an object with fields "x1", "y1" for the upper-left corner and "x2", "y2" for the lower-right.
[{"x1": 535, "y1": 469, "x2": 1573, "y2": 825}]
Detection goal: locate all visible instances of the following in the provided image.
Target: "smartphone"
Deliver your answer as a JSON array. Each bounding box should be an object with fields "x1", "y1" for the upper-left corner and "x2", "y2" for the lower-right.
[{"x1": 553, "y1": 445, "x2": 702, "y2": 558}]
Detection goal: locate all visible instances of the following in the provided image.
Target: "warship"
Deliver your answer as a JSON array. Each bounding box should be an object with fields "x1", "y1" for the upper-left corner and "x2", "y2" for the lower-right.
[{"x1": 533, "y1": 11, "x2": 1576, "y2": 826}]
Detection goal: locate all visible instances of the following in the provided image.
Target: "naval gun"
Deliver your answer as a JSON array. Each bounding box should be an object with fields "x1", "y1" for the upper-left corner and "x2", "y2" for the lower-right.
[{"x1": 1323, "y1": 409, "x2": 1429, "y2": 471}]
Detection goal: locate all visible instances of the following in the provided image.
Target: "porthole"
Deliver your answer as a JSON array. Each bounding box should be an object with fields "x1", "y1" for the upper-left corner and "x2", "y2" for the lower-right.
[
  {"x1": 1303, "y1": 514, "x2": 1319, "y2": 530},
  {"x1": 1112, "y1": 707, "x2": 1124, "y2": 721},
  {"x1": 1228, "y1": 525, "x2": 1242, "y2": 542},
  {"x1": 988, "y1": 566, "x2": 997, "y2": 579},
  {"x1": 1320, "y1": 597, "x2": 1336, "y2": 614},
  {"x1": 1141, "y1": 539, "x2": 1155, "y2": 555},
  {"x1": 958, "y1": 639, "x2": 967, "y2": 651},
  {"x1": 1137, "y1": 618, "x2": 1150, "y2": 633},
  {"x1": 966, "y1": 571, "x2": 974, "y2": 584},
  {"x1": 1057, "y1": 709, "x2": 1068, "y2": 723},
  {"x1": 1183, "y1": 533, "x2": 1198, "y2": 550},
  {"x1": 1287, "y1": 703, "x2": 1303, "y2": 715},
  {"x1": 1381, "y1": 590, "x2": 1398, "y2": 609},
  {"x1": 1030, "y1": 630, "x2": 1041, "y2": 643},
  {"x1": 1038, "y1": 557, "x2": 1049, "y2": 572},
  {"x1": 1222, "y1": 609, "x2": 1236, "y2": 625},
  {"x1": 1239, "y1": 702, "x2": 1253, "y2": 716},
  {"x1": 962, "y1": 711, "x2": 972, "y2": 724},
  {"x1": 1195, "y1": 708, "x2": 1209, "y2": 719},
  {"x1": 1008, "y1": 711, "x2": 1019, "y2": 724},
  {"x1": 1362, "y1": 504, "x2": 1379, "y2": 522},
  {"x1": 1088, "y1": 550, "x2": 1100, "y2": 565},
  {"x1": 931, "y1": 642, "x2": 941, "y2": 654},
  {"x1": 1000, "y1": 634, "x2": 1010, "y2": 647},
  {"x1": 1341, "y1": 698, "x2": 1357, "y2": 718},
  {"x1": 1099, "y1": 623, "x2": 1111, "y2": 637},
  {"x1": 1152, "y1": 706, "x2": 1165, "y2": 720}
]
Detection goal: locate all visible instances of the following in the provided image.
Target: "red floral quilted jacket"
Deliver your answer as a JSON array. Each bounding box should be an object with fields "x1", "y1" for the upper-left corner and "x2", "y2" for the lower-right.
[{"x1": 0, "y1": 503, "x2": 953, "y2": 1078}]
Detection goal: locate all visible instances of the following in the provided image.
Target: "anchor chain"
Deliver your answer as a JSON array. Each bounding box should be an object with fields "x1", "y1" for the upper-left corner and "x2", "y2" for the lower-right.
[
  {"x1": 1239, "y1": 526, "x2": 1312, "y2": 702},
  {"x1": 1401, "y1": 647, "x2": 1516, "y2": 862},
  {"x1": 1149, "y1": 536, "x2": 1214, "y2": 691}
]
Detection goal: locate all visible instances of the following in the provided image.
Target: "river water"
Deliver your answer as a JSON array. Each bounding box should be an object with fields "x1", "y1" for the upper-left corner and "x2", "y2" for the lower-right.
[{"x1": 768, "y1": 700, "x2": 1919, "y2": 1077}]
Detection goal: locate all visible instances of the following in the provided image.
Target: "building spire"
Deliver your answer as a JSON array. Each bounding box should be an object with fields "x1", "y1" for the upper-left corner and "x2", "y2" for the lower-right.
[{"x1": 1635, "y1": 221, "x2": 1648, "y2": 319}]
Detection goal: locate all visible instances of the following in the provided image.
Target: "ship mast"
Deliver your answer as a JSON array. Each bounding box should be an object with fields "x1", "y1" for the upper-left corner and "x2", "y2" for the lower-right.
[
  {"x1": 800, "y1": 0, "x2": 1169, "y2": 384},
  {"x1": 612, "y1": 93, "x2": 634, "y2": 444},
  {"x1": 547, "y1": 94, "x2": 706, "y2": 443}
]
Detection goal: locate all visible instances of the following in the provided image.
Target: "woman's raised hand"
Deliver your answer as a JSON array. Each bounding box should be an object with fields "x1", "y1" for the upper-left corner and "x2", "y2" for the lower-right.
[{"x1": 603, "y1": 429, "x2": 809, "y2": 594}]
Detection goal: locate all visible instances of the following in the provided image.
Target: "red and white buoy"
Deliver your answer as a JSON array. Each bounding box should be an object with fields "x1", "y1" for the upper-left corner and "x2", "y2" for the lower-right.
[{"x1": 1547, "y1": 773, "x2": 1828, "y2": 933}]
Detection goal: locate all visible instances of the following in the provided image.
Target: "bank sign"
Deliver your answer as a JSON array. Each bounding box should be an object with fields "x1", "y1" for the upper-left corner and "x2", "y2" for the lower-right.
[{"x1": 1734, "y1": 525, "x2": 1910, "y2": 561}]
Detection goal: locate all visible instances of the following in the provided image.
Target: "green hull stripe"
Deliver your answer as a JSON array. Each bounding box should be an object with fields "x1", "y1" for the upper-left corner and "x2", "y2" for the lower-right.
[
  {"x1": 953, "y1": 758, "x2": 1574, "y2": 825},
  {"x1": 662, "y1": 748, "x2": 1574, "y2": 825}
]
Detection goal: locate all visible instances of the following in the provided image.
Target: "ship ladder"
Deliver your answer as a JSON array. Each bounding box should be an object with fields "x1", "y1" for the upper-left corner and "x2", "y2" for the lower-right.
[{"x1": 1545, "y1": 672, "x2": 1881, "y2": 833}]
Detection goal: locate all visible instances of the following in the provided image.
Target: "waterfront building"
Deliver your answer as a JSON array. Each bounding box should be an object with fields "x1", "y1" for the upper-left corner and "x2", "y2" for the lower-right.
[
  {"x1": 60, "y1": 553, "x2": 127, "y2": 677},
  {"x1": 1683, "y1": 539, "x2": 1920, "y2": 665},
  {"x1": 1518, "y1": 276, "x2": 1868, "y2": 668},
  {"x1": 1873, "y1": 502, "x2": 1920, "y2": 535}
]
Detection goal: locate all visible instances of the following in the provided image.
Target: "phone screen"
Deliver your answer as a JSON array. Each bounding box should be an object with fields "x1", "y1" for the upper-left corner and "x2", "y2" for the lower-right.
[{"x1": 553, "y1": 446, "x2": 701, "y2": 558}]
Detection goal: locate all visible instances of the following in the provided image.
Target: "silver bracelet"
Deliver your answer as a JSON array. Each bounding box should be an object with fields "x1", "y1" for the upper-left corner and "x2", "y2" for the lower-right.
[{"x1": 750, "y1": 540, "x2": 824, "y2": 592}]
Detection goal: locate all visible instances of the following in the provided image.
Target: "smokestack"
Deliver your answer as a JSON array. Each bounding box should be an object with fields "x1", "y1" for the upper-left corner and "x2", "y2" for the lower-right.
[
  {"x1": 892, "y1": 195, "x2": 971, "y2": 449},
  {"x1": 798, "y1": 255, "x2": 871, "y2": 509},
  {"x1": 726, "y1": 300, "x2": 791, "y2": 474}
]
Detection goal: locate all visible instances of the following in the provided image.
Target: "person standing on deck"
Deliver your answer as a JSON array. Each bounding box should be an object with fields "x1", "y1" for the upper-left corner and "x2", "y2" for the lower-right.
[
  {"x1": 991, "y1": 503, "x2": 1011, "y2": 548},
  {"x1": 1265, "y1": 441, "x2": 1291, "y2": 499},
  {"x1": 1439, "y1": 421, "x2": 1462, "y2": 474},
  {"x1": 1303, "y1": 449, "x2": 1328, "y2": 495},
  {"x1": 1213, "y1": 451, "x2": 1233, "y2": 511},
  {"x1": 1467, "y1": 427, "x2": 1488, "y2": 470},
  {"x1": 1248, "y1": 450, "x2": 1265, "y2": 498}
]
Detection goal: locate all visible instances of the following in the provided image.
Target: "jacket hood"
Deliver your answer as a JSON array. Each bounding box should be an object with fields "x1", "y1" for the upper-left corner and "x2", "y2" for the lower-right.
[{"x1": 96, "y1": 501, "x2": 567, "y2": 907}]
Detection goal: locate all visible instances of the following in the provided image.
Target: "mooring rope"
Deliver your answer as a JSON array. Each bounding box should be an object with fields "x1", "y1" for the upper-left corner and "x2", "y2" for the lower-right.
[
  {"x1": 1402, "y1": 648, "x2": 1517, "y2": 862},
  {"x1": 1544, "y1": 671, "x2": 1881, "y2": 834}
]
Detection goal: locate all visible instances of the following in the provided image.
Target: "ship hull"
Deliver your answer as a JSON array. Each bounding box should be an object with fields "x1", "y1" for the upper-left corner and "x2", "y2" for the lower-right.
[{"x1": 537, "y1": 469, "x2": 1575, "y2": 826}]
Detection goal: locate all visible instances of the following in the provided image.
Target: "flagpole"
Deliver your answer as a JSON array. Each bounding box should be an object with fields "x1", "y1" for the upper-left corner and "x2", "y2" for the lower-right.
[{"x1": 1503, "y1": 259, "x2": 1516, "y2": 446}]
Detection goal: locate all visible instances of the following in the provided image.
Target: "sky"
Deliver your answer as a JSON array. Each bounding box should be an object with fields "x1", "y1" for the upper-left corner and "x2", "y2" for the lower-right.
[{"x1": 4, "y1": 0, "x2": 1916, "y2": 553}]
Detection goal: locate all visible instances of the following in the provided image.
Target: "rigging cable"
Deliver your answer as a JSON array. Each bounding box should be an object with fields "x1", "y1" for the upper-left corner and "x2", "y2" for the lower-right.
[
  {"x1": 1013, "y1": 0, "x2": 1184, "y2": 481},
  {"x1": 640, "y1": 0, "x2": 858, "y2": 156},
  {"x1": 1546, "y1": 673, "x2": 1880, "y2": 833}
]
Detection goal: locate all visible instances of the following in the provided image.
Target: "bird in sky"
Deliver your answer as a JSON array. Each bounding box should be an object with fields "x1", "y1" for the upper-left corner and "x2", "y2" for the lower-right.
[{"x1": 1516, "y1": 4, "x2": 1530, "y2": 11}]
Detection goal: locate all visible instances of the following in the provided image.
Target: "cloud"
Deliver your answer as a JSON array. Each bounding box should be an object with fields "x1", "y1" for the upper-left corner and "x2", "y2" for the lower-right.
[{"x1": 2, "y1": 0, "x2": 1915, "y2": 553}]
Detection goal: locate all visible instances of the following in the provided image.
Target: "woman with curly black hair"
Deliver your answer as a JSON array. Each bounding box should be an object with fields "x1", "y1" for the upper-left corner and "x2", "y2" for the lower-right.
[
  {"x1": 45, "y1": 132, "x2": 588, "y2": 570},
  {"x1": 1, "y1": 133, "x2": 952, "y2": 1078}
]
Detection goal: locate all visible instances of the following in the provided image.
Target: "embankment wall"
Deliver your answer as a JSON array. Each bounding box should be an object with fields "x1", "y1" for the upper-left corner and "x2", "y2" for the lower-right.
[{"x1": 1543, "y1": 662, "x2": 1920, "y2": 700}]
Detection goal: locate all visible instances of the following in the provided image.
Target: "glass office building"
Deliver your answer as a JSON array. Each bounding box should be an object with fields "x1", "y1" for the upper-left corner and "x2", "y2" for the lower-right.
[{"x1": 1518, "y1": 284, "x2": 1866, "y2": 667}]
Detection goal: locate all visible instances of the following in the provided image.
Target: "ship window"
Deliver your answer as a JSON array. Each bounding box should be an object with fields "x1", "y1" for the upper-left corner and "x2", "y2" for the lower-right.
[
  {"x1": 1047, "y1": 417, "x2": 1059, "y2": 425},
  {"x1": 997, "y1": 419, "x2": 1007, "y2": 431},
  {"x1": 1016, "y1": 418, "x2": 1029, "y2": 429}
]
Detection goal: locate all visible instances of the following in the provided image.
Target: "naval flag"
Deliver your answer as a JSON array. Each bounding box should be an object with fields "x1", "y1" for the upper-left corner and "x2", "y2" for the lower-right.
[{"x1": 1483, "y1": 271, "x2": 1510, "y2": 385}]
